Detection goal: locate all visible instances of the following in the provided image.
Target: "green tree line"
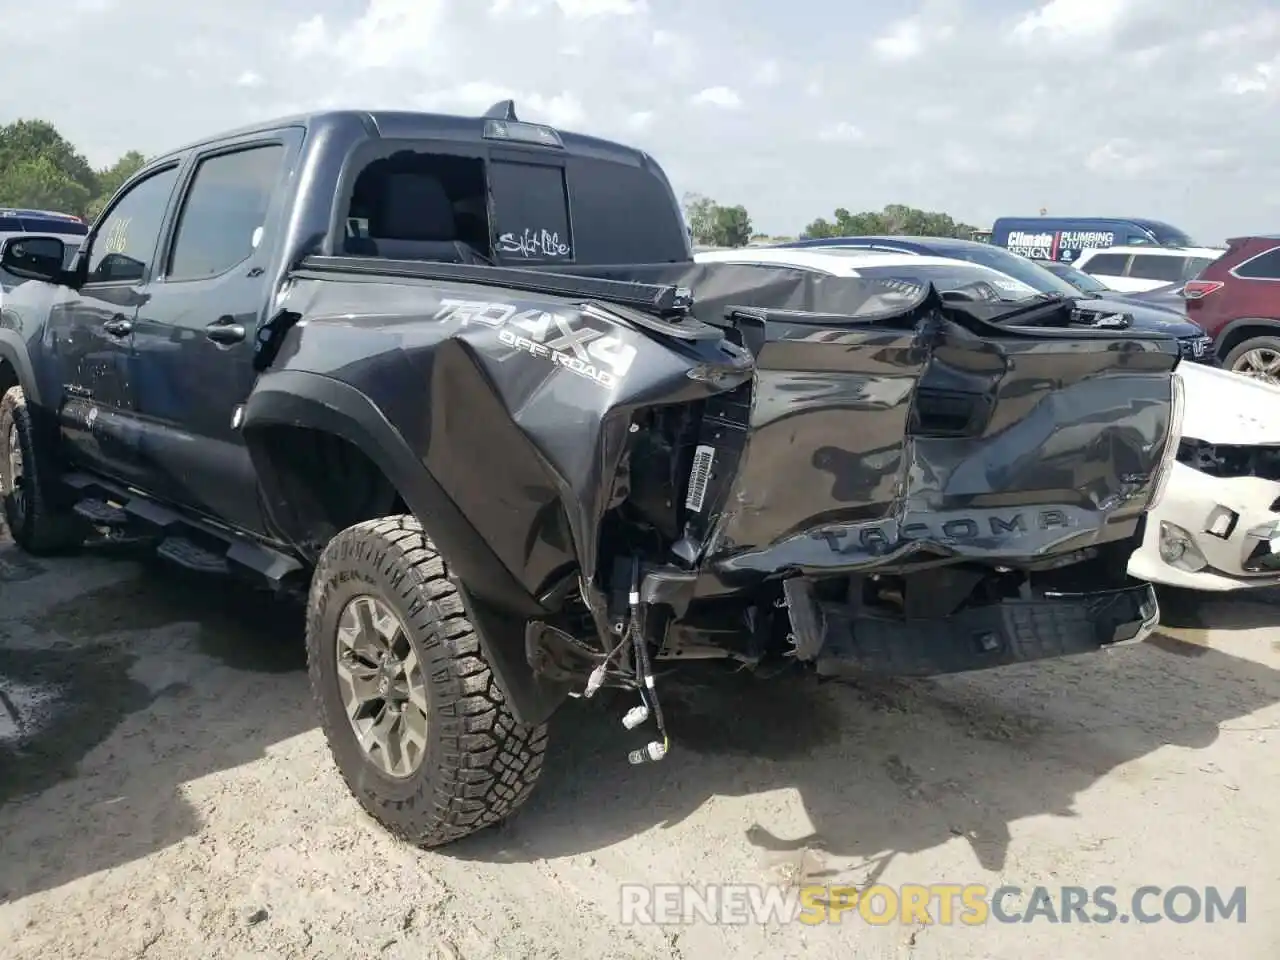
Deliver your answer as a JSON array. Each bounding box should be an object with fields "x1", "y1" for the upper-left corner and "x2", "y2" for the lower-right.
[
  {"x1": 684, "y1": 194, "x2": 984, "y2": 247},
  {"x1": 0, "y1": 119, "x2": 146, "y2": 222}
]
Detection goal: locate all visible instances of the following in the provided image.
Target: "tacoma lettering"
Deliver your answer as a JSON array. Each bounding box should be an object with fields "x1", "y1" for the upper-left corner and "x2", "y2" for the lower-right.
[{"x1": 817, "y1": 510, "x2": 1072, "y2": 553}]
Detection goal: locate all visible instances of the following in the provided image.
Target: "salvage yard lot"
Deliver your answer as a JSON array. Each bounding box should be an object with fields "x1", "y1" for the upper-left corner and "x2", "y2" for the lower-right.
[{"x1": 2, "y1": 524, "x2": 1279, "y2": 959}]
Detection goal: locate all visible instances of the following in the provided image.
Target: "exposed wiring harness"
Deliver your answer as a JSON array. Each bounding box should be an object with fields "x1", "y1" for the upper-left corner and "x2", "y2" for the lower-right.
[{"x1": 579, "y1": 554, "x2": 670, "y2": 764}]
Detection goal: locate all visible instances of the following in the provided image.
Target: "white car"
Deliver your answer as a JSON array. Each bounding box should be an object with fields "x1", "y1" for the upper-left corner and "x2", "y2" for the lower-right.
[
  {"x1": 694, "y1": 246, "x2": 1280, "y2": 593},
  {"x1": 1130, "y1": 362, "x2": 1280, "y2": 591},
  {"x1": 692, "y1": 246, "x2": 1043, "y2": 299},
  {"x1": 1071, "y1": 245, "x2": 1223, "y2": 293}
]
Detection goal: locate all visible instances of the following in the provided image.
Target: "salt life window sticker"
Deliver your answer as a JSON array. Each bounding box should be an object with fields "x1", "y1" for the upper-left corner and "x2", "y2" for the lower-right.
[{"x1": 495, "y1": 228, "x2": 571, "y2": 259}]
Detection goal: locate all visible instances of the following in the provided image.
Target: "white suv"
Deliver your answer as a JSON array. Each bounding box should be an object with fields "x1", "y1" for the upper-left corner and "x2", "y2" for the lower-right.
[{"x1": 1072, "y1": 245, "x2": 1222, "y2": 292}]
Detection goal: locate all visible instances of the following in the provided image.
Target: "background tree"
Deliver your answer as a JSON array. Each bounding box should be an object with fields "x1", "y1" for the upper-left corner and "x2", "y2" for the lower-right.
[
  {"x1": 86, "y1": 150, "x2": 147, "y2": 220},
  {"x1": 802, "y1": 203, "x2": 980, "y2": 240},
  {"x1": 682, "y1": 192, "x2": 716, "y2": 244},
  {"x1": 709, "y1": 203, "x2": 752, "y2": 247},
  {"x1": 0, "y1": 155, "x2": 93, "y2": 213},
  {"x1": 0, "y1": 118, "x2": 146, "y2": 221},
  {"x1": 682, "y1": 192, "x2": 754, "y2": 247}
]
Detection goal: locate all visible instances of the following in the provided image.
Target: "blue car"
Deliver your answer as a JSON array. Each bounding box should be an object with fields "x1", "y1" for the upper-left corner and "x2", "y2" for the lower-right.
[
  {"x1": 0, "y1": 208, "x2": 87, "y2": 290},
  {"x1": 774, "y1": 235, "x2": 1214, "y2": 363}
]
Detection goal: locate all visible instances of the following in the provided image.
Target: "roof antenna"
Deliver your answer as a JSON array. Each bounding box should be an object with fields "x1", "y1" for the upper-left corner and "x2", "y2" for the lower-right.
[{"x1": 483, "y1": 100, "x2": 519, "y2": 121}]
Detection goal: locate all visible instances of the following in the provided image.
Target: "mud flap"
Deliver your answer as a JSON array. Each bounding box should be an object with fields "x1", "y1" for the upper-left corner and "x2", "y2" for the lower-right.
[
  {"x1": 462, "y1": 591, "x2": 574, "y2": 727},
  {"x1": 783, "y1": 579, "x2": 1160, "y2": 678}
]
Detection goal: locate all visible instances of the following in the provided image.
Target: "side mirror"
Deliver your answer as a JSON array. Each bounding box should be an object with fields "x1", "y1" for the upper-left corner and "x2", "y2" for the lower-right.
[{"x1": 1, "y1": 236, "x2": 67, "y2": 284}]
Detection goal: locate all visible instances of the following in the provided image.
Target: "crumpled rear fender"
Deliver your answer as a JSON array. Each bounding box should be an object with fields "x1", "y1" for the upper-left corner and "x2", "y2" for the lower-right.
[{"x1": 251, "y1": 274, "x2": 753, "y2": 607}]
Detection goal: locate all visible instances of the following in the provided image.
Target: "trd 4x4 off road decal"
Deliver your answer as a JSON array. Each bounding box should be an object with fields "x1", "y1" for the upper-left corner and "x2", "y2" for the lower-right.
[{"x1": 432, "y1": 298, "x2": 638, "y2": 389}]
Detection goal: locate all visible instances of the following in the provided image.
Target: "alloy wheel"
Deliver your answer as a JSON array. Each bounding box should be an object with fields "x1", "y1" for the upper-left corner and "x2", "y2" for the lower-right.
[
  {"x1": 334, "y1": 594, "x2": 430, "y2": 779},
  {"x1": 3, "y1": 422, "x2": 26, "y2": 525},
  {"x1": 1233, "y1": 347, "x2": 1280, "y2": 385}
]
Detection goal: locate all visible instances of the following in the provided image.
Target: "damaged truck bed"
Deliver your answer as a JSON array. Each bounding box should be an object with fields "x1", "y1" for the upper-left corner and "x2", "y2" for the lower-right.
[{"x1": 0, "y1": 105, "x2": 1181, "y2": 848}]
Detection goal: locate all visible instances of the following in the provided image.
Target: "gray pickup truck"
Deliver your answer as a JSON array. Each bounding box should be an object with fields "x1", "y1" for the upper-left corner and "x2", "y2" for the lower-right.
[{"x1": 0, "y1": 103, "x2": 1178, "y2": 847}]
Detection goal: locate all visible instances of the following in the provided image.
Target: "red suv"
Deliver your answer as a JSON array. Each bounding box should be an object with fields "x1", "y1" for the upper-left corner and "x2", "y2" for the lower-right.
[{"x1": 1184, "y1": 235, "x2": 1280, "y2": 380}]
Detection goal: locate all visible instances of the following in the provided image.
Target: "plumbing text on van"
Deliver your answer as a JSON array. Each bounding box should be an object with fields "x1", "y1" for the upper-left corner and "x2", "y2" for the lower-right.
[{"x1": 1007, "y1": 230, "x2": 1116, "y2": 261}]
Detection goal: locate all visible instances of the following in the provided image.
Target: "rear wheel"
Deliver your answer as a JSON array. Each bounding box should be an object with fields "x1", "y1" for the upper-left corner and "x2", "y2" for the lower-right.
[
  {"x1": 1223, "y1": 336, "x2": 1280, "y2": 385},
  {"x1": 0, "y1": 386, "x2": 84, "y2": 553},
  {"x1": 306, "y1": 515, "x2": 548, "y2": 847}
]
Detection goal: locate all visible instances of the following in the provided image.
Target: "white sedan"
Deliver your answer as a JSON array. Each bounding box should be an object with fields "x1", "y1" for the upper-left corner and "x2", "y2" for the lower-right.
[{"x1": 1130, "y1": 362, "x2": 1280, "y2": 591}]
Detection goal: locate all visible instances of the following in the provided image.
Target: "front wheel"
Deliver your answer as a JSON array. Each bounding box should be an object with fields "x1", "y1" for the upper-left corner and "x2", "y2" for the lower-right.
[
  {"x1": 306, "y1": 515, "x2": 549, "y2": 847},
  {"x1": 0, "y1": 386, "x2": 84, "y2": 554},
  {"x1": 1223, "y1": 335, "x2": 1280, "y2": 384}
]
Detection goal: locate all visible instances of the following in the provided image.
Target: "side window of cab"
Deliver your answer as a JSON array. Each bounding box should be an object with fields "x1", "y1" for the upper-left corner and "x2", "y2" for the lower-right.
[{"x1": 84, "y1": 166, "x2": 182, "y2": 285}]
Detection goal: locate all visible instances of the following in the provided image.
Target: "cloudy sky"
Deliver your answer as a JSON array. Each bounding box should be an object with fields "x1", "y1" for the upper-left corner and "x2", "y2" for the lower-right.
[{"x1": 4, "y1": 0, "x2": 1278, "y2": 242}]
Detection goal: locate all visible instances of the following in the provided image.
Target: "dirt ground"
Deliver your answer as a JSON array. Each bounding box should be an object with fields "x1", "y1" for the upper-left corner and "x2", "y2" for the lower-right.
[{"x1": 2, "y1": 521, "x2": 1279, "y2": 960}]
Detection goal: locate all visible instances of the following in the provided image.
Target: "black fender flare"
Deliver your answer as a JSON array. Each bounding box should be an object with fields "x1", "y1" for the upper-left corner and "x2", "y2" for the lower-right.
[
  {"x1": 0, "y1": 328, "x2": 73, "y2": 509},
  {"x1": 241, "y1": 369, "x2": 570, "y2": 726},
  {"x1": 0, "y1": 330, "x2": 39, "y2": 404},
  {"x1": 1215, "y1": 317, "x2": 1280, "y2": 358}
]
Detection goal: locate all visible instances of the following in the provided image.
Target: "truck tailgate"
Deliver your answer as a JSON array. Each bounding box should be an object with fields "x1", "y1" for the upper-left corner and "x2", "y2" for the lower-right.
[{"x1": 697, "y1": 294, "x2": 1180, "y2": 577}]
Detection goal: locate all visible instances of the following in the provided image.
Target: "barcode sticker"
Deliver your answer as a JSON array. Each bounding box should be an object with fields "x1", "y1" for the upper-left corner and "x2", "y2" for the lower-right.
[{"x1": 684, "y1": 444, "x2": 716, "y2": 514}]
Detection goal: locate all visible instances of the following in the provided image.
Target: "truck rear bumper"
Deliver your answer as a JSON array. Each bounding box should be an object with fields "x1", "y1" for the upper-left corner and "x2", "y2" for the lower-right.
[{"x1": 783, "y1": 579, "x2": 1159, "y2": 678}]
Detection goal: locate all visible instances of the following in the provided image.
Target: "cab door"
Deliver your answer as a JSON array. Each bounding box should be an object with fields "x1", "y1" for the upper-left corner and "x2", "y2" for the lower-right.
[
  {"x1": 126, "y1": 130, "x2": 301, "y2": 534},
  {"x1": 50, "y1": 163, "x2": 183, "y2": 488}
]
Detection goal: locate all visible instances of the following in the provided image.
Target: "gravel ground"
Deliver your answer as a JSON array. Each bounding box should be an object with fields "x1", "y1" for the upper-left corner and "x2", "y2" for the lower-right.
[{"x1": 2, "y1": 520, "x2": 1279, "y2": 960}]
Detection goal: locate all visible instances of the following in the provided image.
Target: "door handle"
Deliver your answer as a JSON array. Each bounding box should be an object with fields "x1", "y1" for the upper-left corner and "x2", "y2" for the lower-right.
[
  {"x1": 103, "y1": 315, "x2": 133, "y2": 337},
  {"x1": 205, "y1": 319, "x2": 247, "y2": 345}
]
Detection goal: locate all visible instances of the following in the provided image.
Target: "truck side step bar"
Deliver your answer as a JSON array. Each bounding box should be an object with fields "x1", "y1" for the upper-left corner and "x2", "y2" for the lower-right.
[
  {"x1": 157, "y1": 536, "x2": 230, "y2": 575},
  {"x1": 61, "y1": 473, "x2": 305, "y2": 592},
  {"x1": 73, "y1": 498, "x2": 130, "y2": 527}
]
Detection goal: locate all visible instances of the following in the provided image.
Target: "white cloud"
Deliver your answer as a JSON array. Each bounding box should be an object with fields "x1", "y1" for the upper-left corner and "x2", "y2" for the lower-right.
[
  {"x1": 1084, "y1": 138, "x2": 1164, "y2": 178},
  {"x1": 873, "y1": 18, "x2": 926, "y2": 60},
  {"x1": 690, "y1": 86, "x2": 742, "y2": 109},
  {"x1": 1221, "y1": 57, "x2": 1279, "y2": 96},
  {"x1": 650, "y1": 28, "x2": 698, "y2": 79},
  {"x1": 525, "y1": 92, "x2": 588, "y2": 128},
  {"x1": 555, "y1": 0, "x2": 646, "y2": 15},
  {"x1": 817, "y1": 121, "x2": 864, "y2": 143},
  {"x1": 872, "y1": 10, "x2": 956, "y2": 61},
  {"x1": 1011, "y1": 0, "x2": 1128, "y2": 43},
  {"x1": 1193, "y1": 146, "x2": 1236, "y2": 168},
  {"x1": 417, "y1": 82, "x2": 586, "y2": 128},
  {"x1": 488, "y1": 0, "x2": 540, "y2": 18},
  {"x1": 625, "y1": 110, "x2": 655, "y2": 131},
  {"x1": 3, "y1": 0, "x2": 1279, "y2": 246},
  {"x1": 941, "y1": 142, "x2": 982, "y2": 173},
  {"x1": 490, "y1": 0, "x2": 645, "y2": 17},
  {"x1": 288, "y1": 14, "x2": 327, "y2": 58},
  {"x1": 754, "y1": 59, "x2": 782, "y2": 86},
  {"x1": 286, "y1": 0, "x2": 452, "y2": 71}
]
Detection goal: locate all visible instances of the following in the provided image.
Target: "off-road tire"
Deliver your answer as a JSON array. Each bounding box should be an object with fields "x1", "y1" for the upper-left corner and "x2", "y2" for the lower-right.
[
  {"x1": 0, "y1": 386, "x2": 84, "y2": 554},
  {"x1": 1223, "y1": 335, "x2": 1280, "y2": 379},
  {"x1": 306, "y1": 515, "x2": 548, "y2": 847}
]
